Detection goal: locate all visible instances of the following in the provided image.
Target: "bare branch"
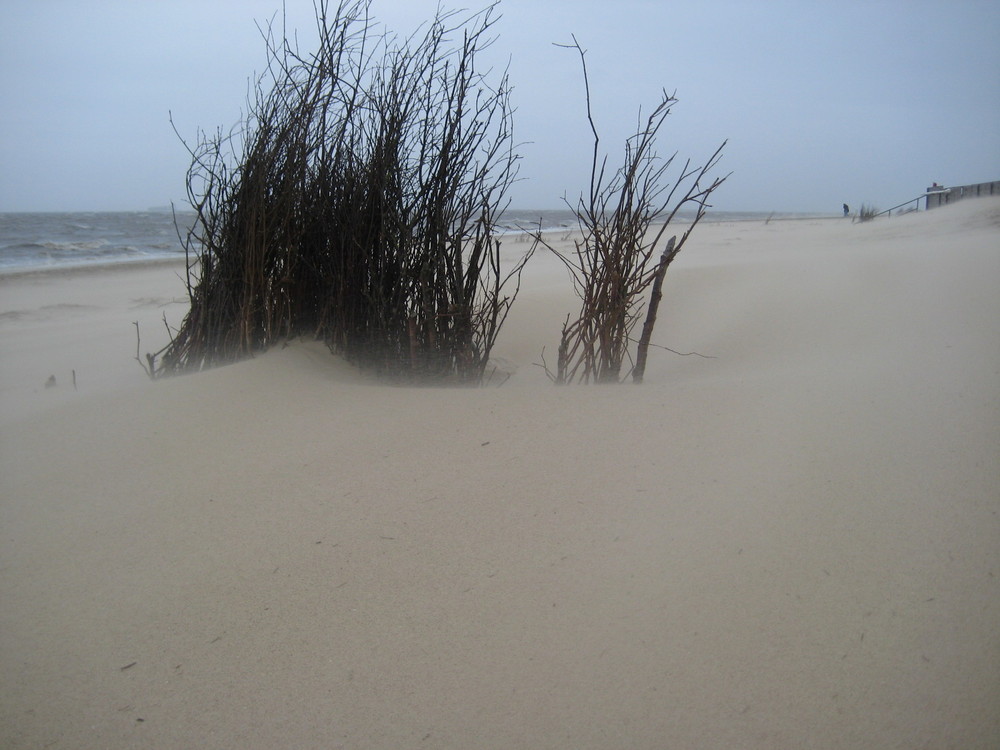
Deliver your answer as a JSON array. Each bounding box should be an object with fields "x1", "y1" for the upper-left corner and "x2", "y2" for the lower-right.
[{"x1": 545, "y1": 40, "x2": 727, "y2": 384}]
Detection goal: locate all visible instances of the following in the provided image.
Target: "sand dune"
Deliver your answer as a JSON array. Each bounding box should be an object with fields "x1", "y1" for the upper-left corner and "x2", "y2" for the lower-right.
[{"x1": 2, "y1": 199, "x2": 998, "y2": 748}]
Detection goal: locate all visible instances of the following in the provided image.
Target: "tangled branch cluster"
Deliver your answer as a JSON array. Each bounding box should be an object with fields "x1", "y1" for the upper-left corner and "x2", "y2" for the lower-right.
[
  {"x1": 156, "y1": 0, "x2": 529, "y2": 384},
  {"x1": 537, "y1": 38, "x2": 728, "y2": 384}
]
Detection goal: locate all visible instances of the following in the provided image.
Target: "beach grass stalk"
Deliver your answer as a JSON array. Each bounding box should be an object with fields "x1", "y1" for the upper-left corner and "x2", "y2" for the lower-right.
[{"x1": 859, "y1": 203, "x2": 879, "y2": 222}]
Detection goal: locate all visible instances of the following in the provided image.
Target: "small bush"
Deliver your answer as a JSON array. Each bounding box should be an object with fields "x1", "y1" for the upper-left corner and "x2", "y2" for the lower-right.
[
  {"x1": 858, "y1": 203, "x2": 879, "y2": 222},
  {"x1": 533, "y1": 38, "x2": 727, "y2": 384}
]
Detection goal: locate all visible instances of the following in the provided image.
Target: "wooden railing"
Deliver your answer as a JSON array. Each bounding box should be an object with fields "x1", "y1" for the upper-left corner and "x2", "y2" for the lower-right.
[
  {"x1": 862, "y1": 181, "x2": 999, "y2": 221},
  {"x1": 874, "y1": 196, "x2": 923, "y2": 218},
  {"x1": 925, "y1": 180, "x2": 1000, "y2": 209}
]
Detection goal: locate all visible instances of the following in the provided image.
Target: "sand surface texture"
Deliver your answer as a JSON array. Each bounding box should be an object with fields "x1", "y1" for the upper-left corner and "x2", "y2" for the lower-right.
[{"x1": 2, "y1": 200, "x2": 999, "y2": 748}]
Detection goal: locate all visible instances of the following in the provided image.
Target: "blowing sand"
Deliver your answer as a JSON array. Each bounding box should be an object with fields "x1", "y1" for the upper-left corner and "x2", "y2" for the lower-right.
[{"x1": 2, "y1": 199, "x2": 998, "y2": 749}]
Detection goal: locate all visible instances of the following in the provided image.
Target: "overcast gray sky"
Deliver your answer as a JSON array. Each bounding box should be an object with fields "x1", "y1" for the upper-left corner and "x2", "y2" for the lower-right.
[{"x1": 1, "y1": 0, "x2": 998, "y2": 213}]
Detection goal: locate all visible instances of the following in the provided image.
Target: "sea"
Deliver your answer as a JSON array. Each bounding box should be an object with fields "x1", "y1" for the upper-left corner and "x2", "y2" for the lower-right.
[
  {"x1": 0, "y1": 208, "x2": 832, "y2": 273},
  {"x1": 0, "y1": 210, "x2": 198, "y2": 273}
]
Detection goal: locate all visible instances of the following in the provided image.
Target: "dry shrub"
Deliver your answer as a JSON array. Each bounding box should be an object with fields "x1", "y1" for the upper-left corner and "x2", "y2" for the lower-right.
[
  {"x1": 156, "y1": 0, "x2": 531, "y2": 384},
  {"x1": 534, "y1": 37, "x2": 727, "y2": 384}
]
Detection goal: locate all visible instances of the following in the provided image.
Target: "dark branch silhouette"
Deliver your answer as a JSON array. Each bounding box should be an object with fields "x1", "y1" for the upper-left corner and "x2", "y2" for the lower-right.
[
  {"x1": 154, "y1": 0, "x2": 532, "y2": 385},
  {"x1": 537, "y1": 37, "x2": 728, "y2": 384}
]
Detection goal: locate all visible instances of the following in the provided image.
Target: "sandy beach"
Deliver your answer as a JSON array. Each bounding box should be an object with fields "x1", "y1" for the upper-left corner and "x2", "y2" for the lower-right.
[{"x1": 2, "y1": 199, "x2": 998, "y2": 748}]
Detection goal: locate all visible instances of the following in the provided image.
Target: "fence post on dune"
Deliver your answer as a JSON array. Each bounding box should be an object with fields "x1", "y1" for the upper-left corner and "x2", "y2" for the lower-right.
[
  {"x1": 924, "y1": 180, "x2": 999, "y2": 210},
  {"x1": 633, "y1": 236, "x2": 678, "y2": 384}
]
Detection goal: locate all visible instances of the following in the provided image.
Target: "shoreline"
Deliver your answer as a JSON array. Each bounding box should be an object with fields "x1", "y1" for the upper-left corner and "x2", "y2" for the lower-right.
[
  {"x1": 0, "y1": 209, "x2": 848, "y2": 276},
  {"x1": 0, "y1": 253, "x2": 188, "y2": 279}
]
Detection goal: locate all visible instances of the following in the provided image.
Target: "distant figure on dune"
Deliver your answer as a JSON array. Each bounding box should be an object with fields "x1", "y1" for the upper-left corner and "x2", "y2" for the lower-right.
[{"x1": 843, "y1": 203, "x2": 850, "y2": 217}]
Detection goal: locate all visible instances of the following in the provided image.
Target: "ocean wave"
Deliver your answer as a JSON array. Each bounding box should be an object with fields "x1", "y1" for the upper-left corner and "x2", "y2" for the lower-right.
[
  {"x1": 0, "y1": 211, "x2": 192, "y2": 271},
  {"x1": 40, "y1": 239, "x2": 110, "y2": 252}
]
